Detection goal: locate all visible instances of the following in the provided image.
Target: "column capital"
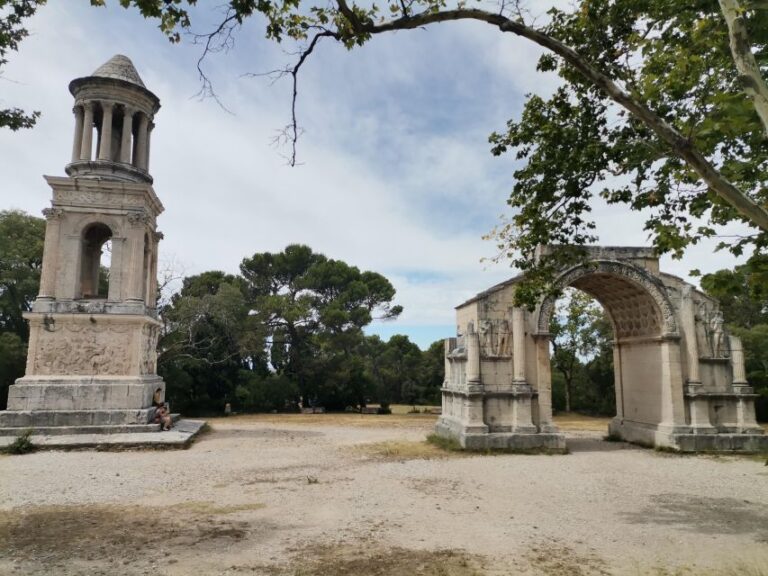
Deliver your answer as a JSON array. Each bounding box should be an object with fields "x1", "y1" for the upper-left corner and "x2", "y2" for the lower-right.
[
  {"x1": 82, "y1": 100, "x2": 94, "y2": 111},
  {"x1": 127, "y1": 210, "x2": 151, "y2": 227},
  {"x1": 42, "y1": 207, "x2": 64, "y2": 221}
]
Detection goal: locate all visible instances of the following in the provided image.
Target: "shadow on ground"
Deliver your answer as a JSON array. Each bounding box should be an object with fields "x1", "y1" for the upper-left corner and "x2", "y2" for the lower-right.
[{"x1": 621, "y1": 494, "x2": 768, "y2": 543}]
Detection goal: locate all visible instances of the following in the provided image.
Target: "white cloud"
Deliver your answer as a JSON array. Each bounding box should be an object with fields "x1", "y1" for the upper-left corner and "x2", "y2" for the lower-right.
[{"x1": 0, "y1": 1, "x2": 751, "y2": 348}]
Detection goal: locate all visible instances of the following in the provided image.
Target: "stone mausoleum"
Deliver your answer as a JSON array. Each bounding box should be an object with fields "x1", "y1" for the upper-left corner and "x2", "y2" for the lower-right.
[
  {"x1": 0, "y1": 55, "x2": 201, "y2": 444},
  {"x1": 436, "y1": 246, "x2": 767, "y2": 452}
]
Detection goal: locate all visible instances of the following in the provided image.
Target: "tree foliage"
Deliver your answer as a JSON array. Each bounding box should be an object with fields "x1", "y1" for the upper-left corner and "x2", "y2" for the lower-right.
[
  {"x1": 94, "y1": 0, "x2": 768, "y2": 307},
  {"x1": 702, "y1": 256, "x2": 768, "y2": 418},
  {"x1": 0, "y1": 1, "x2": 43, "y2": 130},
  {"x1": 0, "y1": 209, "x2": 44, "y2": 406},
  {"x1": 157, "y1": 244, "x2": 440, "y2": 415},
  {"x1": 548, "y1": 289, "x2": 616, "y2": 415}
]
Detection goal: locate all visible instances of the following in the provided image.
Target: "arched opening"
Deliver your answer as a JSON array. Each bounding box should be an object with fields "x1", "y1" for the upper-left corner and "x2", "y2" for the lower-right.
[
  {"x1": 79, "y1": 223, "x2": 112, "y2": 299},
  {"x1": 537, "y1": 261, "x2": 682, "y2": 443},
  {"x1": 549, "y1": 288, "x2": 615, "y2": 418}
]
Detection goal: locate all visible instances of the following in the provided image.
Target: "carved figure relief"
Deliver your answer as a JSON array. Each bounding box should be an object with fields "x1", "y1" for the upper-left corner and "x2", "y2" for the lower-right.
[
  {"x1": 496, "y1": 319, "x2": 510, "y2": 356},
  {"x1": 707, "y1": 310, "x2": 728, "y2": 358},
  {"x1": 479, "y1": 319, "x2": 494, "y2": 356},
  {"x1": 477, "y1": 319, "x2": 512, "y2": 357},
  {"x1": 33, "y1": 325, "x2": 132, "y2": 376}
]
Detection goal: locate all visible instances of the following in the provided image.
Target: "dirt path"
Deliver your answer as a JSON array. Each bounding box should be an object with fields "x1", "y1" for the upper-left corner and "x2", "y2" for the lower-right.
[{"x1": 1, "y1": 414, "x2": 766, "y2": 575}]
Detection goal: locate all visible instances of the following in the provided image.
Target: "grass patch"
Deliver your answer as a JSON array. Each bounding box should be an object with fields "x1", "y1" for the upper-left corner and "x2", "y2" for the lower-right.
[
  {"x1": 1, "y1": 430, "x2": 35, "y2": 455},
  {"x1": 286, "y1": 544, "x2": 482, "y2": 576},
  {"x1": 425, "y1": 433, "x2": 568, "y2": 455},
  {"x1": 214, "y1": 412, "x2": 437, "y2": 429},
  {"x1": 0, "y1": 503, "x2": 252, "y2": 566},
  {"x1": 426, "y1": 433, "x2": 463, "y2": 452},
  {"x1": 553, "y1": 413, "x2": 611, "y2": 432},
  {"x1": 354, "y1": 438, "x2": 467, "y2": 461},
  {"x1": 170, "y1": 500, "x2": 265, "y2": 515}
]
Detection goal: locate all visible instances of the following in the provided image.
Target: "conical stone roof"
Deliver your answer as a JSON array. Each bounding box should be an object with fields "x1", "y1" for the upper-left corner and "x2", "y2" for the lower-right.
[{"x1": 91, "y1": 54, "x2": 146, "y2": 88}]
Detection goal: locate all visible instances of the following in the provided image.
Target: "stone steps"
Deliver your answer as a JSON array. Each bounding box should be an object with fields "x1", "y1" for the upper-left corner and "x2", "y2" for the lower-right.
[
  {"x1": 0, "y1": 414, "x2": 181, "y2": 436},
  {"x1": 0, "y1": 409, "x2": 156, "y2": 428}
]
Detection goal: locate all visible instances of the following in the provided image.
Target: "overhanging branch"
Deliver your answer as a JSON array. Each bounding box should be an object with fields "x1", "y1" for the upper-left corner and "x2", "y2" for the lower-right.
[{"x1": 334, "y1": 2, "x2": 768, "y2": 232}]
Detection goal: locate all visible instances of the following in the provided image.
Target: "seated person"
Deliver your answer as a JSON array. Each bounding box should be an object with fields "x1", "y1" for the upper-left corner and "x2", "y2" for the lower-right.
[{"x1": 152, "y1": 387, "x2": 172, "y2": 431}]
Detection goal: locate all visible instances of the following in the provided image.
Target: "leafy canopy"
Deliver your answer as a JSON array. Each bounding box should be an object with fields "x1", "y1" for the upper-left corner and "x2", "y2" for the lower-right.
[
  {"x1": 94, "y1": 0, "x2": 768, "y2": 306},
  {"x1": 0, "y1": 1, "x2": 43, "y2": 130}
]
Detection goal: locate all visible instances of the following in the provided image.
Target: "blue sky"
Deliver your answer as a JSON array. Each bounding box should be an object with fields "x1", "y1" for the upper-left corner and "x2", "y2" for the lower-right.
[{"x1": 0, "y1": 2, "x2": 746, "y2": 349}]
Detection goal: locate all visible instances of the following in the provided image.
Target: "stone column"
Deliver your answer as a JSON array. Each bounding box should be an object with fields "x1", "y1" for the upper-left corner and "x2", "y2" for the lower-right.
[
  {"x1": 127, "y1": 217, "x2": 147, "y2": 302},
  {"x1": 120, "y1": 107, "x2": 134, "y2": 164},
  {"x1": 97, "y1": 102, "x2": 114, "y2": 161},
  {"x1": 613, "y1": 342, "x2": 625, "y2": 418},
  {"x1": 658, "y1": 338, "x2": 688, "y2": 431},
  {"x1": 57, "y1": 234, "x2": 82, "y2": 300},
  {"x1": 145, "y1": 121, "x2": 154, "y2": 172},
  {"x1": 730, "y1": 335, "x2": 749, "y2": 388},
  {"x1": 443, "y1": 338, "x2": 454, "y2": 390},
  {"x1": 71, "y1": 106, "x2": 84, "y2": 163},
  {"x1": 512, "y1": 307, "x2": 527, "y2": 384},
  {"x1": 135, "y1": 113, "x2": 149, "y2": 171},
  {"x1": 730, "y1": 336, "x2": 760, "y2": 432},
  {"x1": 38, "y1": 208, "x2": 63, "y2": 299},
  {"x1": 108, "y1": 236, "x2": 124, "y2": 302},
  {"x1": 79, "y1": 102, "x2": 94, "y2": 161},
  {"x1": 534, "y1": 333, "x2": 556, "y2": 432},
  {"x1": 146, "y1": 235, "x2": 160, "y2": 306},
  {"x1": 466, "y1": 332, "x2": 481, "y2": 386},
  {"x1": 680, "y1": 287, "x2": 702, "y2": 389}
]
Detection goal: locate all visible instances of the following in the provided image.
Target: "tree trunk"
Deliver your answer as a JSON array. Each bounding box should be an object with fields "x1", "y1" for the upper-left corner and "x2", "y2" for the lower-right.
[{"x1": 719, "y1": 0, "x2": 768, "y2": 137}]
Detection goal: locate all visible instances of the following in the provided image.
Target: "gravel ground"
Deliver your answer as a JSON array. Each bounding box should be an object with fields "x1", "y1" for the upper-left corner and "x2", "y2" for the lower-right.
[{"x1": 0, "y1": 414, "x2": 766, "y2": 576}]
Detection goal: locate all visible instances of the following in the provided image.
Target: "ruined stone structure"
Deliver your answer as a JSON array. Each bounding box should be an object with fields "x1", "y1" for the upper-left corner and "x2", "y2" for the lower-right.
[
  {"x1": 0, "y1": 55, "x2": 168, "y2": 435},
  {"x1": 436, "y1": 246, "x2": 767, "y2": 452}
]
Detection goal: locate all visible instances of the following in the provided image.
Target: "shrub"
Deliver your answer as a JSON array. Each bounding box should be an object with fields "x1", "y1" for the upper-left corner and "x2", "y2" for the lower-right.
[{"x1": 3, "y1": 430, "x2": 35, "y2": 455}]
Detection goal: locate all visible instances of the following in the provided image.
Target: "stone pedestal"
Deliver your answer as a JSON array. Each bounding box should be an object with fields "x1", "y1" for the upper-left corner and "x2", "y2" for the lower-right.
[{"x1": 0, "y1": 55, "x2": 202, "y2": 445}]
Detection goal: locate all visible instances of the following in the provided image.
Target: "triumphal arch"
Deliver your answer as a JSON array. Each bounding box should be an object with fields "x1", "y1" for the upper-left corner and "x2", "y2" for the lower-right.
[
  {"x1": 436, "y1": 246, "x2": 767, "y2": 452},
  {"x1": 0, "y1": 55, "x2": 201, "y2": 441}
]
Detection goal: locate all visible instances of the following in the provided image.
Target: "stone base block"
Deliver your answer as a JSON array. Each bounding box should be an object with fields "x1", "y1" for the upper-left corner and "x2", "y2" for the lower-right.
[
  {"x1": 672, "y1": 433, "x2": 768, "y2": 452},
  {"x1": 0, "y1": 413, "x2": 179, "y2": 436},
  {"x1": 0, "y1": 419, "x2": 206, "y2": 449},
  {"x1": 435, "y1": 417, "x2": 567, "y2": 452},
  {"x1": 609, "y1": 417, "x2": 768, "y2": 453},
  {"x1": 0, "y1": 408, "x2": 155, "y2": 429},
  {"x1": 7, "y1": 376, "x2": 164, "y2": 411}
]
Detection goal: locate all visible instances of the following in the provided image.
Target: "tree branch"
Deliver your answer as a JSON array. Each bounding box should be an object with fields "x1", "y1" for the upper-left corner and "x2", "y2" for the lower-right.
[{"x1": 336, "y1": 4, "x2": 768, "y2": 232}]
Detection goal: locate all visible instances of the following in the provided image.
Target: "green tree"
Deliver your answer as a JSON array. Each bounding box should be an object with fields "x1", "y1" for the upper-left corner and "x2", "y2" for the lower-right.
[
  {"x1": 0, "y1": 1, "x2": 43, "y2": 130},
  {"x1": 158, "y1": 270, "x2": 263, "y2": 414},
  {"x1": 700, "y1": 255, "x2": 768, "y2": 328},
  {"x1": 701, "y1": 256, "x2": 768, "y2": 419},
  {"x1": 418, "y1": 339, "x2": 445, "y2": 405},
  {"x1": 0, "y1": 210, "x2": 45, "y2": 338},
  {"x1": 549, "y1": 289, "x2": 604, "y2": 413},
  {"x1": 0, "y1": 210, "x2": 44, "y2": 407},
  {"x1": 102, "y1": 0, "x2": 768, "y2": 306},
  {"x1": 240, "y1": 244, "x2": 401, "y2": 407},
  {"x1": 581, "y1": 313, "x2": 615, "y2": 416}
]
